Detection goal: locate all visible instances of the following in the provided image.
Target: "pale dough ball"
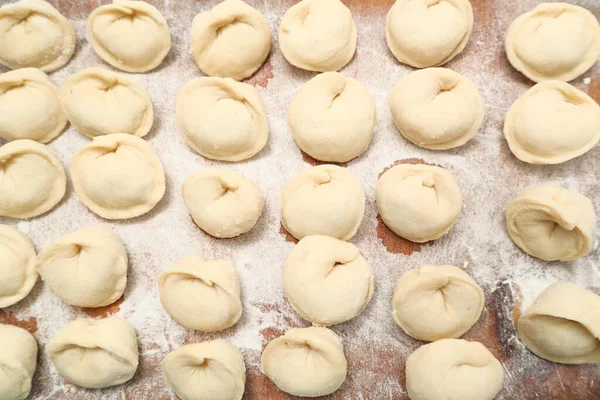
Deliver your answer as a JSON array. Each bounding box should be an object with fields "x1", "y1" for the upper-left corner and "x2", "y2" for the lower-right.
[
  {"x1": 376, "y1": 164, "x2": 462, "y2": 243},
  {"x1": 406, "y1": 339, "x2": 504, "y2": 400},
  {"x1": 392, "y1": 265, "x2": 484, "y2": 341},
  {"x1": 0, "y1": 324, "x2": 37, "y2": 400},
  {"x1": 60, "y1": 68, "x2": 154, "y2": 139},
  {"x1": 37, "y1": 226, "x2": 127, "y2": 308},
  {"x1": 88, "y1": 0, "x2": 171, "y2": 73},
  {"x1": 0, "y1": 140, "x2": 66, "y2": 219},
  {"x1": 518, "y1": 282, "x2": 600, "y2": 364},
  {"x1": 386, "y1": 0, "x2": 473, "y2": 68},
  {"x1": 191, "y1": 0, "x2": 271, "y2": 81},
  {"x1": 47, "y1": 316, "x2": 139, "y2": 389},
  {"x1": 158, "y1": 255, "x2": 242, "y2": 332},
  {"x1": 0, "y1": 0, "x2": 75, "y2": 72},
  {"x1": 71, "y1": 133, "x2": 165, "y2": 220},
  {"x1": 390, "y1": 68, "x2": 483, "y2": 150},
  {"x1": 163, "y1": 340, "x2": 246, "y2": 400},
  {"x1": 281, "y1": 165, "x2": 365, "y2": 241},
  {"x1": 279, "y1": 0, "x2": 357, "y2": 72},
  {"x1": 261, "y1": 327, "x2": 347, "y2": 397},
  {"x1": 505, "y1": 3, "x2": 600, "y2": 82},
  {"x1": 176, "y1": 77, "x2": 268, "y2": 161},
  {"x1": 182, "y1": 168, "x2": 264, "y2": 238},
  {"x1": 0, "y1": 226, "x2": 36, "y2": 308},
  {"x1": 504, "y1": 81, "x2": 600, "y2": 164},
  {"x1": 289, "y1": 72, "x2": 376, "y2": 162},
  {"x1": 0, "y1": 68, "x2": 67, "y2": 143},
  {"x1": 506, "y1": 184, "x2": 595, "y2": 261}
]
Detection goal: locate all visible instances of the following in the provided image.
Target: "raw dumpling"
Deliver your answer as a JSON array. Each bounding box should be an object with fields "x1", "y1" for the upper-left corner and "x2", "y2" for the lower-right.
[
  {"x1": 284, "y1": 235, "x2": 374, "y2": 326},
  {"x1": 390, "y1": 68, "x2": 483, "y2": 150},
  {"x1": 163, "y1": 340, "x2": 246, "y2": 400},
  {"x1": 71, "y1": 133, "x2": 165, "y2": 219},
  {"x1": 376, "y1": 164, "x2": 462, "y2": 243},
  {"x1": 0, "y1": 324, "x2": 37, "y2": 400},
  {"x1": 37, "y1": 227, "x2": 127, "y2": 308},
  {"x1": 504, "y1": 81, "x2": 600, "y2": 164},
  {"x1": 392, "y1": 265, "x2": 484, "y2": 341},
  {"x1": 0, "y1": 0, "x2": 75, "y2": 72},
  {"x1": 281, "y1": 165, "x2": 365, "y2": 241},
  {"x1": 261, "y1": 327, "x2": 347, "y2": 397},
  {"x1": 88, "y1": 0, "x2": 171, "y2": 72},
  {"x1": 279, "y1": 0, "x2": 357, "y2": 72},
  {"x1": 176, "y1": 77, "x2": 268, "y2": 161},
  {"x1": 190, "y1": 0, "x2": 271, "y2": 80},
  {"x1": 506, "y1": 184, "x2": 595, "y2": 261},
  {"x1": 289, "y1": 72, "x2": 376, "y2": 162},
  {"x1": 158, "y1": 255, "x2": 242, "y2": 332},
  {"x1": 60, "y1": 68, "x2": 154, "y2": 138},
  {"x1": 0, "y1": 68, "x2": 67, "y2": 143},
  {"x1": 0, "y1": 226, "x2": 36, "y2": 308},
  {"x1": 406, "y1": 339, "x2": 504, "y2": 400},
  {"x1": 505, "y1": 3, "x2": 600, "y2": 82},
  {"x1": 386, "y1": 0, "x2": 473, "y2": 68},
  {"x1": 47, "y1": 316, "x2": 139, "y2": 389},
  {"x1": 518, "y1": 282, "x2": 600, "y2": 364},
  {"x1": 0, "y1": 140, "x2": 66, "y2": 219}
]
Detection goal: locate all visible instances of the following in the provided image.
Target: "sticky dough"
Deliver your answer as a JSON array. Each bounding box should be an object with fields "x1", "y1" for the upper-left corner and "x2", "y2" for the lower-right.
[
  {"x1": 0, "y1": 324, "x2": 38, "y2": 400},
  {"x1": 0, "y1": 225, "x2": 37, "y2": 308}
]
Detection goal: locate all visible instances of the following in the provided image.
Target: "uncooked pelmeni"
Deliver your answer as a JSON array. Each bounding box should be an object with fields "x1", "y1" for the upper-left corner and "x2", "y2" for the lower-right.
[
  {"x1": 60, "y1": 68, "x2": 154, "y2": 138},
  {"x1": 506, "y1": 184, "x2": 595, "y2": 261},
  {"x1": 190, "y1": 0, "x2": 271, "y2": 80},
  {"x1": 71, "y1": 133, "x2": 165, "y2": 219},
  {"x1": 261, "y1": 327, "x2": 347, "y2": 397},
  {"x1": 0, "y1": 226, "x2": 36, "y2": 308},
  {"x1": 390, "y1": 68, "x2": 483, "y2": 150},
  {"x1": 163, "y1": 340, "x2": 246, "y2": 400},
  {"x1": 392, "y1": 265, "x2": 484, "y2": 341},
  {"x1": 182, "y1": 168, "x2": 264, "y2": 238},
  {"x1": 279, "y1": 0, "x2": 357, "y2": 72},
  {"x1": 88, "y1": 0, "x2": 171, "y2": 73},
  {"x1": 518, "y1": 282, "x2": 600, "y2": 364},
  {"x1": 289, "y1": 72, "x2": 376, "y2": 162},
  {"x1": 386, "y1": 0, "x2": 473, "y2": 68},
  {"x1": 0, "y1": 324, "x2": 37, "y2": 400},
  {"x1": 0, "y1": 0, "x2": 75, "y2": 72},
  {"x1": 0, "y1": 140, "x2": 66, "y2": 219},
  {"x1": 406, "y1": 339, "x2": 504, "y2": 400},
  {"x1": 176, "y1": 77, "x2": 268, "y2": 161},
  {"x1": 37, "y1": 227, "x2": 127, "y2": 308},
  {"x1": 505, "y1": 3, "x2": 600, "y2": 82},
  {"x1": 281, "y1": 165, "x2": 365, "y2": 241},
  {"x1": 376, "y1": 164, "x2": 462, "y2": 243},
  {"x1": 504, "y1": 81, "x2": 600, "y2": 164},
  {"x1": 158, "y1": 255, "x2": 242, "y2": 332}
]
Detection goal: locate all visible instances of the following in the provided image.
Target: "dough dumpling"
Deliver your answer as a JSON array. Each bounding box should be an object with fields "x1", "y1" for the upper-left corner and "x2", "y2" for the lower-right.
[
  {"x1": 37, "y1": 226, "x2": 127, "y2": 308},
  {"x1": 47, "y1": 316, "x2": 139, "y2": 389},
  {"x1": 506, "y1": 184, "x2": 595, "y2": 261},
  {"x1": 518, "y1": 282, "x2": 600, "y2": 364},
  {"x1": 0, "y1": 324, "x2": 37, "y2": 400},
  {"x1": 0, "y1": 226, "x2": 37, "y2": 308},
  {"x1": 163, "y1": 340, "x2": 246, "y2": 400},
  {"x1": 261, "y1": 327, "x2": 347, "y2": 397},
  {"x1": 392, "y1": 265, "x2": 484, "y2": 341}
]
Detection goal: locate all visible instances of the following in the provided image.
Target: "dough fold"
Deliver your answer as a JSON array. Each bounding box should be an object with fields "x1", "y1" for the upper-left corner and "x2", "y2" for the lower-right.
[
  {"x1": 0, "y1": 324, "x2": 38, "y2": 400},
  {"x1": 0, "y1": 225, "x2": 37, "y2": 308}
]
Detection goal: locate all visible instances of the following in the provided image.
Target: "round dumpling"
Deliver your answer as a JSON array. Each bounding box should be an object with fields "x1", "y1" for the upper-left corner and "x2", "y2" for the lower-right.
[
  {"x1": 163, "y1": 340, "x2": 246, "y2": 400},
  {"x1": 0, "y1": 140, "x2": 66, "y2": 219},
  {"x1": 37, "y1": 226, "x2": 127, "y2": 308},
  {"x1": 88, "y1": 0, "x2": 171, "y2": 72},
  {"x1": 392, "y1": 265, "x2": 484, "y2": 341},
  {"x1": 176, "y1": 77, "x2": 268, "y2": 161},
  {"x1": 0, "y1": 324, "x2": 38, "y2": 400},
  {"x1": 182, "y1": 168, "x2": 264, "y2": 238},
  {"x1": 60, "y1": 68, "x2": 154, "y2": 138},
  {"x1": 261, "y1": 327, "x2": 347, "y2": 397},
  {"x1": 71, "y1": 133, "x2": 165, "y2": 219},
  {"x1": 0, "y1": 0, "x2": 75, "y2": 72},
  {"x1": 158, "y1": 255, "x2": 242, "y2": 332},
  {"x1": 0, "y1": 226, "x2": 37, "y2": 308}
]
